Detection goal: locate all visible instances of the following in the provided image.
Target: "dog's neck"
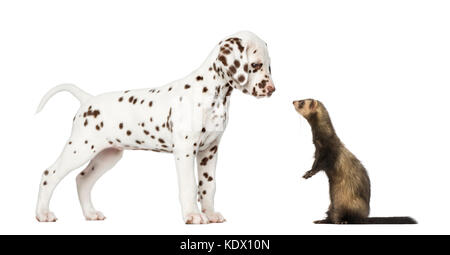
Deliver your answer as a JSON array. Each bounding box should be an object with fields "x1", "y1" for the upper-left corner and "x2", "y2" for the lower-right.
[{"x1": 189, "y1": 46, "x2": 238, "y2": 107}]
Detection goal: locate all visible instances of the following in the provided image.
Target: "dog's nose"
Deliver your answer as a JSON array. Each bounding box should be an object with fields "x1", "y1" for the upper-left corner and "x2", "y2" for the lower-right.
[{"x1": 267, "y1": 85, "x2": 275, "y2": 94}]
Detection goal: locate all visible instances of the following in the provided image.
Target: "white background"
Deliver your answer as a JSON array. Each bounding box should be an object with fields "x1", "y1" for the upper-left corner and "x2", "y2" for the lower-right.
[{"x1": 0, "y1": 0, "x2": 449, "y2": 234}]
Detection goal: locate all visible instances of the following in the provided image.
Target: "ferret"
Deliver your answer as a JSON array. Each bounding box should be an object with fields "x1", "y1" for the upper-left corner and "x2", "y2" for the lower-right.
[{"x1": 293, "y1": 99, "x2": 416, "y2": 224}]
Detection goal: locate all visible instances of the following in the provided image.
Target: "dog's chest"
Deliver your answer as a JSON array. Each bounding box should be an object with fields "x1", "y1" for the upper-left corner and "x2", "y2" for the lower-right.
[
  {"x1": 197, "y1": 102, "x2": 228, "y2": 148},
  {"x1": 204, "y1": 103, "x2": 228, "y2": 131}
]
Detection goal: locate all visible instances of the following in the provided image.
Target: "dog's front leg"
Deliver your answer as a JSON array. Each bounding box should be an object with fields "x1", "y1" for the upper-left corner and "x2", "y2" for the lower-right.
[
  {"x1": 196, "y1": 142, "x2": 225, "y2": 223},
  {"x1": 174, "y1": 150, "x2": 209, "y2": 224}
]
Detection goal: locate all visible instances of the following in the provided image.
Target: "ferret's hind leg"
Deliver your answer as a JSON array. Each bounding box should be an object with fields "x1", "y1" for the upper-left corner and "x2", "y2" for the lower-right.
[
  {"x1": 313, "y1": 205, "x2": 334, "y2": 224},
  {"x1": 76, "y1": 148, "x2": 123, "y2": 220},
  {"x1": 313, "y1": 206, "x2": 347, "y2": 224}
]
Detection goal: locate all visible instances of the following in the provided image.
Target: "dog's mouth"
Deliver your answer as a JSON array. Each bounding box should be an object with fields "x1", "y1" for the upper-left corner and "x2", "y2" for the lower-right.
[
  {"x1": 254, "y1": 91, "x2": 275, "y2": 98},
  {"x1": 259, "y1": 90, "x2": 275, "y2": 98},
  {"x1": 247, "y1": 82, "x2": 275, "y2": 98},
  {"x1": 251, "y1": 79, "x2": 275, "y2": 97}
]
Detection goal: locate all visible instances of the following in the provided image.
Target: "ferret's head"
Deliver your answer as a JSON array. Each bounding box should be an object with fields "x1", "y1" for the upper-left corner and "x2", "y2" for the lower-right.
[
  {"x1": 293, "y1": 99, "x2": 335, "y2": 135},
  {"x1": 292, "y1": 99, "x2": 323, "y2": 119}
]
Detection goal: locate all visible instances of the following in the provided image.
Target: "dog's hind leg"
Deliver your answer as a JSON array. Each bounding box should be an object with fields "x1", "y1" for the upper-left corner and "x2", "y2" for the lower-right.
[
  {"x1": 36, "y1": 140, "x2": 103, "y2": 222},
  {"x1": 76, "y1": 148, "x2": 123, "y2": 221}
]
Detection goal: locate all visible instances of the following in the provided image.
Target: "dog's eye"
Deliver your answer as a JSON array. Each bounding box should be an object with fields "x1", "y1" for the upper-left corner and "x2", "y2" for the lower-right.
[
  {"x1": 251, "y1": 63, "x2": 263, "y2": 71},
  {"x1": 269, "y1": 65, "x2": 271, "y2": 74}
]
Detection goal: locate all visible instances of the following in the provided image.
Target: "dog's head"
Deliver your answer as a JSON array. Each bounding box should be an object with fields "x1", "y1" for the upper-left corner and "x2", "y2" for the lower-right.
[{"x1": 214, "y1": 31, "x2": 275, "y2": 98}]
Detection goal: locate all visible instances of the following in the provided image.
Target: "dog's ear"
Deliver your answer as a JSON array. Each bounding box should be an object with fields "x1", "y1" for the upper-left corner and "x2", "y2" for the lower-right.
[{"x1": 217, "y1": 37, "x2": 249, "y2": 86}]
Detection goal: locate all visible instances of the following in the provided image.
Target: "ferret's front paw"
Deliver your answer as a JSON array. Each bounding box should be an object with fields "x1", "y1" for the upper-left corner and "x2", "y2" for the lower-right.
[
  {"x1": 303, "y1": 170, "x2": 315, "y2": 179},
  {"x1": 36, "y1": 211, "x2": 57, "y2": 222},
  {"x1": 184, "y1": 213, "x2": 209, "y2": 224},
  {"x1": 84, "y1": 211, "x2": 106, "y2": 221}
]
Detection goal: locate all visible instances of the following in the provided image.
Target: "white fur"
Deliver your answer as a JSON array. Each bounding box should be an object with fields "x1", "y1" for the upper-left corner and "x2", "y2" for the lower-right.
[{"x1": 35, "y1": 31, "x2": 275, "y2": 224}]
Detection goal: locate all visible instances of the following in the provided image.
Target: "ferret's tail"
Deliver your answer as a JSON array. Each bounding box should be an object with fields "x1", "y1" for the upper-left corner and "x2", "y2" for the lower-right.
[
  {"x1": 354, "y1": 217, "x2": 417, "y2": 224},
  {"x1": 36, "y1": 84, "x2": 92, "y2": 113}
]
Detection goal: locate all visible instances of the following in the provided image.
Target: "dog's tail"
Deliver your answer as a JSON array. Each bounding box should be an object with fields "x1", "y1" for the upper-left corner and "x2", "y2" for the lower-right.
[
  {"x1": 353, "y1": 217, "x2": 417, "y2": 224},
  {"x1": 36, "y1": 84, "x2": 92, "y2": 113}
]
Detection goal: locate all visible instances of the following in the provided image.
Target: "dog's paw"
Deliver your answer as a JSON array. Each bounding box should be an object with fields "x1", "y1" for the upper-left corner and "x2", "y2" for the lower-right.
[
  {"x1": 203, "y1": 211, "x2": 226, "y2": 223},
  {"x1": 184, "y1": 213, "x2": 209, "y2": 224},
  {"x1": 36, "y1": 211, "x2": 57, "y2": 222},
  {"x1": 84, "y1": 211, "x2": 106, "y2": 221}
]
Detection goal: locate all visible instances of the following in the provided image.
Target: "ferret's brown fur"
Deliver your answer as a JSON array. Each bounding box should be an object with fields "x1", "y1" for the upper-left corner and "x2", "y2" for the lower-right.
[{"x1": 293, "y1": 99, "x2": 416, "y2": 224}]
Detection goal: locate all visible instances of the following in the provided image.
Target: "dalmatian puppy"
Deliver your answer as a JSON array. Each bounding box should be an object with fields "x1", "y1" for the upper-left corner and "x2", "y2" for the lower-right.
[{"x1": 35, "y1": 31, "x2": 275, "y2": 224}]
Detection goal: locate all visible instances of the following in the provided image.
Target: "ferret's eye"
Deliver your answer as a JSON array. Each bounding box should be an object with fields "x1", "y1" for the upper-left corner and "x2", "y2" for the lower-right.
[{"x1": 298, "y1": 101, "x2": 305, "y2": 108}]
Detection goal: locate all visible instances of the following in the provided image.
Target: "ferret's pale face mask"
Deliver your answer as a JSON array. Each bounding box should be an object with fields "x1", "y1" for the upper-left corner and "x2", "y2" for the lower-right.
[{"x1": 293, "y1": 99, "x2": 317, "y2": 118}]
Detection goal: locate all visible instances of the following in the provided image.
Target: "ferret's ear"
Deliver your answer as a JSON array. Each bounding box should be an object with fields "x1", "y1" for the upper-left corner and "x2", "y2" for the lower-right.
[{"x1": 216, "y1": 37, "x2": 249, "y2": 86}]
